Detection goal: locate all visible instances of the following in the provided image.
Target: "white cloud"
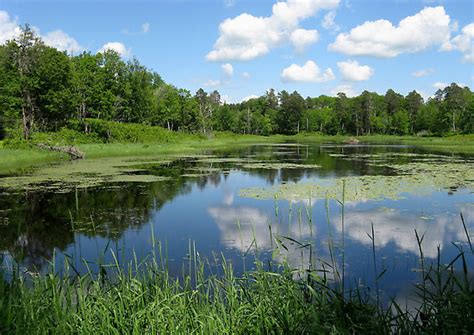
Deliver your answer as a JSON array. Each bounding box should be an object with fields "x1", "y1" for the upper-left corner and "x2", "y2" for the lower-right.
[
  {"x1": 123, "y1": 22, "x2": 150, "y2": 36},
  {"x1": 433, "y1": 81, "x2": 447, "y2": 90},
  {"x1": 98, "y1": 42, "x2": 130, "y2": 57},
  {"x1": 416, "y1": 90, "x2": 431, "y2": 101},
  {"x1": 337, "y1": 60, "x2": 374, "y2": 81},
  {"x1": 221, "y1": 63, "x2": 234, "y2": 77},
  {"x1": 241, "y1": 95, "x2": 259, "y2": 102},
  {"x1": 221, "y1": 94, "x2": 233, "y2": 104},
  {"x1": 281, "y1": 60, "x2": 335, "y2": 83},
  {"x1": 322, "y1": 10, "x2": 340, "y2": 32},
  {"x1": 42, "y1": 30, "x2": 83, "y2": 54},
  {"x1": 412, "y1": 68, "x2": 434, "y2": 77},
  {"x1": 329, "y1": 6, "x2": 451, "y2": 57},
  {"x1": 330, "y1": 84, "x2": 356, "y2": 97},
  {"x1": 207, "y1": 0, "x2": 340, "y2": 61},
  {"x1": 141, "y1": 22, "x2": 150, "y2": 33},
  {"x1": 0, "y1": 10, "x2": 21, "y2": 44},
  {"x1": 1, "y1": 11, "x2": 83, "y2": 54},
  {"x1": 441, "y1": 22, "x2": 474, "y2": 63},
  {"x1": 242, "y1": 71, "x2": 251, "y2": 79},
  {"x1": 290, "y1": 28, "x2": 319, "y2": 53},
  {"x1": 204, "y1": 79, "x2": 221, "y2": 87}
]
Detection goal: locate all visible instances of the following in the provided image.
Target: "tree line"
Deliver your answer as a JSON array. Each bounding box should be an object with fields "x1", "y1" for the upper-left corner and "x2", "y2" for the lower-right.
[{"x1": 1, "y1": 26, "x2": 473, "y2": 140}]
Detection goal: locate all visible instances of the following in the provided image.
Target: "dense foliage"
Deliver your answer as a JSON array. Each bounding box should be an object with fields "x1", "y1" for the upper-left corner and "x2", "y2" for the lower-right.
[{"x1": 1, "y1": 26, "x2": 473, "y2": 141}]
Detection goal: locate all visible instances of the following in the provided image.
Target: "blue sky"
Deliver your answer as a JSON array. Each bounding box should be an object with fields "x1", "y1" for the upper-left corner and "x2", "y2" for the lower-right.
[{"x1": 0, "y1": 0, "x2": 473, "y2": 102}]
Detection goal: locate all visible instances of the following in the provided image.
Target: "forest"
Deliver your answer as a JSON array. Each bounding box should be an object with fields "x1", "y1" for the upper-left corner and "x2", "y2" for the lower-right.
[{"x1": 1, "y1": 25, "x2": 473, "y2": 141}]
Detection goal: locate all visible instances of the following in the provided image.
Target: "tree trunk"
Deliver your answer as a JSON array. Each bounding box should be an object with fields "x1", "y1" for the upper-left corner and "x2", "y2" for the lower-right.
[
  {"x1": 452, "y1": 111, "x2": 456, "y2": 132},
  {"x1": 22, "y1": 107, "x2": 29, "y2": 140}
]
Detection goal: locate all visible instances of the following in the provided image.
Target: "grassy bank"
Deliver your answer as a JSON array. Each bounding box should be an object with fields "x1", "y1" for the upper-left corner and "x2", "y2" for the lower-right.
[{"x1": 1, "y1": 119, "x2": 473, "y2": 175}]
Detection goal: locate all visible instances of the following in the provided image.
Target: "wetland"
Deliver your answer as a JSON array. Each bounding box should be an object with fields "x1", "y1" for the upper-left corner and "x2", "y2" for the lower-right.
[{"x1": 1, "y1": 140, "x2": 472, "y2": 301}]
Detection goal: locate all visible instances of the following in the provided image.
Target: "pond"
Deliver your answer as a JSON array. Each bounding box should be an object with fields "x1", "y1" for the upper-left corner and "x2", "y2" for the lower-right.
[{"x1": 1, "y1": 141, "x2": 473, "y2": 304}]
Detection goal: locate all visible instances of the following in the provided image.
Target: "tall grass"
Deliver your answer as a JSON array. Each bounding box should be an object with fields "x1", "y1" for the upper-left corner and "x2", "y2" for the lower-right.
[
  {"x1": 0, "y1": 148, "x2": 63, "y2": 174},
  {"x1": 0, "y1": 204, "x2": 473, "y2": 334}
]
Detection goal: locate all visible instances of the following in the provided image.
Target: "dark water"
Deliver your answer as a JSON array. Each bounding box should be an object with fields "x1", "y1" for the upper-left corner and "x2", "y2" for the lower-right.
[{"x1": 1, "y1": 142, "x2": 473, "y2": 302}]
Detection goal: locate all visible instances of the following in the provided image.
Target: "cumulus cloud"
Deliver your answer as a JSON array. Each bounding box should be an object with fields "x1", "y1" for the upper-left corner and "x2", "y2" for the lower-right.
[
  {"x1": 337, "y1": 60, "x2": 374, "y2": 81},
  {"x1": 207, "y1": 0, "x2": 339, "y2": 61},
  {"x1": 441, "y1": 22, "x2": 474, "y2": 63},
  {"x1": 329, "y1": 6, "x2": 451, "y2": 57},
  {"x1": 322, "y1": 10, "x2": 340, "y2": 32},
  {"x1": 432, "y1": 81, "x2": 448, "y2": 90},
  {"x1": 204, "y1": 79, "x2": 222, "y2": 88},
  {"x1": 290, "y1": 28, "x2": 319, "y2": 52},
  {"x1": 0, "y1": 10, "x2": 21, "y2": 44},
  {"x1": 42, "y1": 30, "x2": 83, "y2": 54},
  {"x1": 98, "y1": 42, "x2": 130, "y2": 57},
  {"x1": 412, "y1": 68, "x2": 434, "y2": 77},
  {"x1": 221, "y1": 95, "x2": 233, "y2": 104},
  {"x1": 330, "y1": 84, "x2": 356, "y2": 97},
  {"x1": 241, "y1": 95, "x2": 259, "y2": 102},
  {"x1": 242, "y1": 71, "x2": 251, "y2": 79},
  {"x1": 221, "y1": 63, "x2": 234, "y2": 77},
  {"x1": 0, "y1": 10, "x2": 83, "y2": 53},
  {"x1": 281, "y1": 60, "x2": 335, "y2": 83},
  {"x1": 204, "y1": 64, "x2": 234, "y2": 88}
]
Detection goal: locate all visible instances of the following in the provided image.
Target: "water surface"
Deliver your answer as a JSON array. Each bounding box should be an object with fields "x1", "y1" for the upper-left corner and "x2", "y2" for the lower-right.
[{"x1": 1, "y1": 142, "x2": 473, "y2": 302}]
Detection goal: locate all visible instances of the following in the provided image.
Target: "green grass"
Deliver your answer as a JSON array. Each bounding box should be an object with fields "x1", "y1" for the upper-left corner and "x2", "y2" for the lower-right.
[{"x1": 0, "y1": 148, "x2": 64, "y2": 175}]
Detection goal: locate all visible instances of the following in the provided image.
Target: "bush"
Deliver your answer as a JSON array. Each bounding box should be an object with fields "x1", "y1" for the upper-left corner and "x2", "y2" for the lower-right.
[{"x1": 67, "y1": 119, "x2": 182, "y2": 143}]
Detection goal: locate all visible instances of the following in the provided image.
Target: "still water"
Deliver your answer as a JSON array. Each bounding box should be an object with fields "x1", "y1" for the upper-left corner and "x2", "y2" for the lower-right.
[{"x1": 1, "y1": 142, "x2": 473, "y2": 301}]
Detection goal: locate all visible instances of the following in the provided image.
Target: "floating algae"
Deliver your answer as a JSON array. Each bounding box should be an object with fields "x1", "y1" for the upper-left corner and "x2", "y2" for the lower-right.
[
  {"x1": 240, "y1": 161, "x2": 474, "y2": 202},
  {"x1": 0, "y1": 156, "x2": 171, "y2": 190}
]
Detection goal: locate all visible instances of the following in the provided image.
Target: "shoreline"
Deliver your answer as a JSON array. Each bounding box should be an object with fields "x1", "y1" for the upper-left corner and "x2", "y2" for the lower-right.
[{"x1": 1, "y1": 133, "x2": 473, "y2": 175}]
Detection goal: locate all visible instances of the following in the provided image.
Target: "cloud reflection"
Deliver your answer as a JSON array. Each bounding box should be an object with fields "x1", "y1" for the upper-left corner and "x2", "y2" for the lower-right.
[
  {"x1": 208, "y1": 204, "x2": 318, "y2": 273},
  {"x1": 333, "y1": 206, "x2": 473, "y2": 258}
]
